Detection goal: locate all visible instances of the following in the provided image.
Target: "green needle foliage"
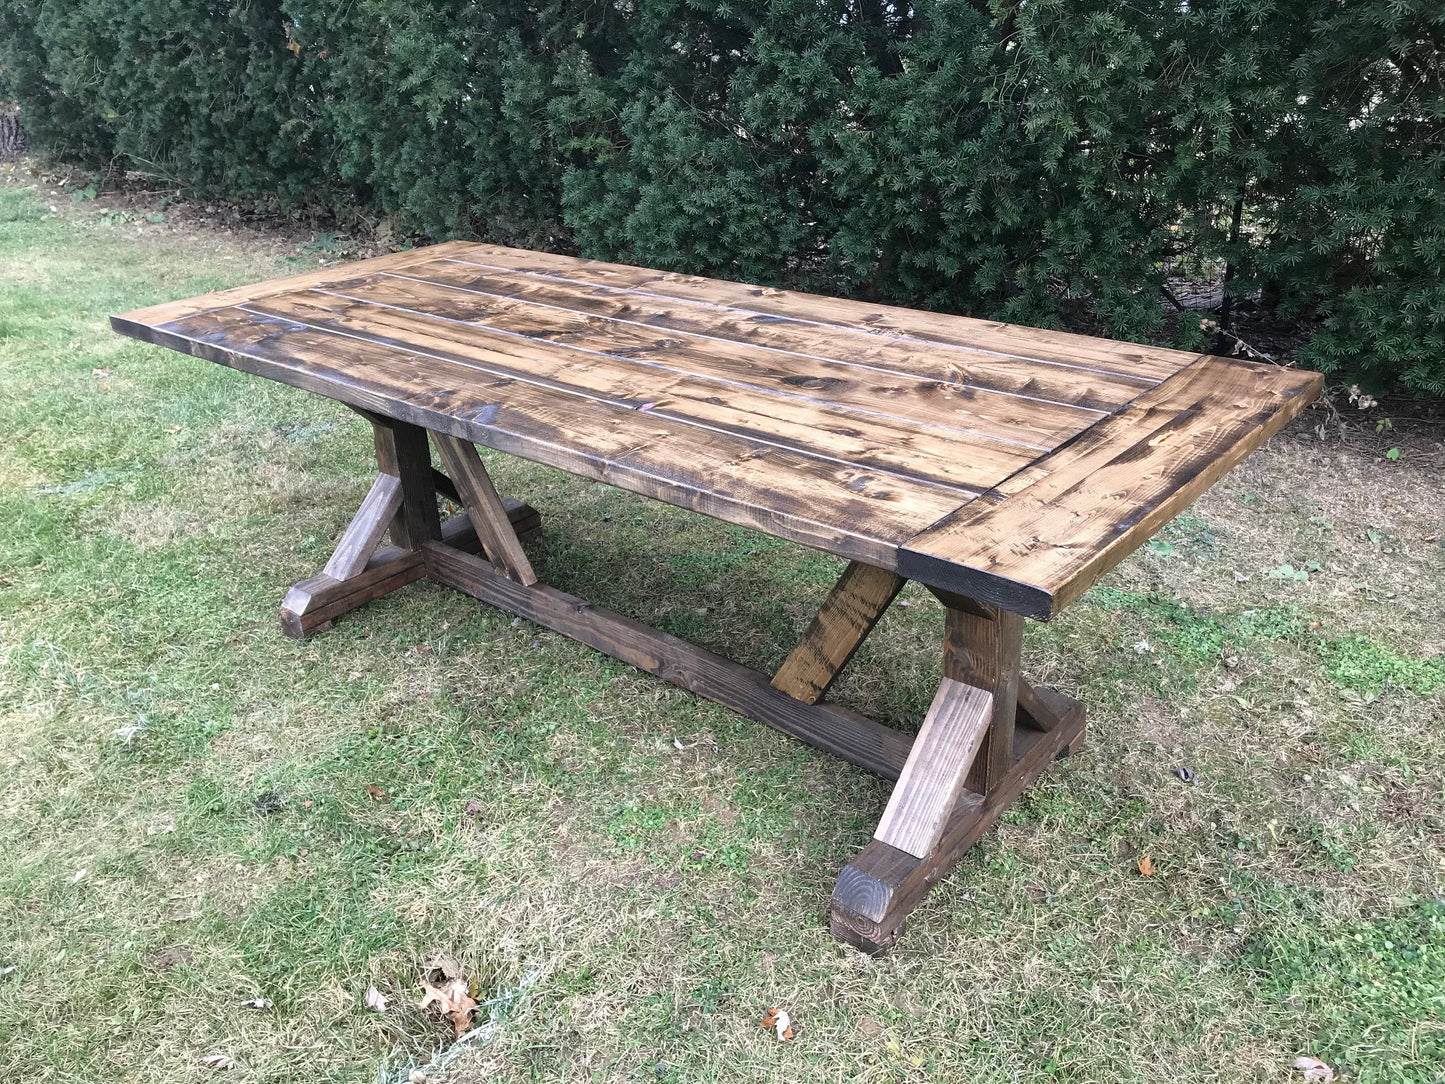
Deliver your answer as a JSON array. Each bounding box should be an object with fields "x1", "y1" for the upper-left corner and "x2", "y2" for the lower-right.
[{"x1": 3, "y1": 0, "x2": 1442, "y2": 394}]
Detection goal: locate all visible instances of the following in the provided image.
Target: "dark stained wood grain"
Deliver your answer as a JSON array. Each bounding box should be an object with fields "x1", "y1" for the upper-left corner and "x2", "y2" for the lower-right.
[
  {"x1": 871, "y1": 678, "x2": 993, "y2": 859},
  {"x1": 770, "y1": 561, "x2": 905, "y2": 704},
  {"x1": 394, "y1": 260, "x2": 1161, "y2": 413},
  {"x1": 432, "y1": 434, "x2": 537, "y2": 585},
  {"x1": 934, "y1": 592, "x2": 1024, "y2": 794},
  {"x1": 116, "y1": 242, "x2": 473, "y2": 328},
  {"x1": 120, "y1": 306, "x2": 962, "y2": 571},
  {"x1": 322, "y1": 271, "x2": 1103, "y2": 446},
  {"x1": 321, "y1": 473, "x2": 402, "y2": 580},
  {"x1": 244, "y1": 284, "x2": 1045, "y2": 493},
  {"x1": 440, "y1": 245, "x2": 1201, "y2": 385},
  {"x1": 900, "y1": 356, "x2": 1324, "y2": 619},
  {"x1": 1016, "y1": 677, "x2": 1084, "y2": 735},
  {"x1": 114, "y1": 245, "x2": 1322, "y2": 620},
  {"x1": 371, "y1": 416, "x2": 442, "y2": 550}
]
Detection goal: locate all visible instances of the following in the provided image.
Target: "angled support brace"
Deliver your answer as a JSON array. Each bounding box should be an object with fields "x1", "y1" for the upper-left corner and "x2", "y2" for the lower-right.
[
  {"x1": 872, "y1": 678, "x2": 993, "y2": 858},
  {"x1": 321, "y1": 473, "x2": 403, "y2": 581},
  {"x1": 771, "y1": 561, "x2": 905, "y2": 704},
  {"x1": 432, "y1": 433, "x2": 537, "y2": 586}
]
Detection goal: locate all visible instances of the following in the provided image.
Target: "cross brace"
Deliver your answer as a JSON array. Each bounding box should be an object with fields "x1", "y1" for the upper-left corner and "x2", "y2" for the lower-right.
[{"x1": 280, "y1": 414, "x2": 1085, "y2": 952}]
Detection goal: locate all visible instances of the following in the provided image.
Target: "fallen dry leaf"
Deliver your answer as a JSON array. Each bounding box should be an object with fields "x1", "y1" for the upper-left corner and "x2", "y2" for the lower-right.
[
  {"x1": 364, "y1": 984, "x2": 388, "y2": 1013},
  {"x1": 424, "y1": 954, "x2": 463, "y2": 979},
  {"x1": 418, "y1": 963, "x2": 478, "y2": 1036},
  {"x1": 758, "y1": 1007, "x2": 795, "y2": 1041},
  {"x1": 1293, "y1": 1056, "x2": 1335, "y2": 1082},
  {"x1": 1137, "y1": 855, "x2": 1156, "y2": 877}
]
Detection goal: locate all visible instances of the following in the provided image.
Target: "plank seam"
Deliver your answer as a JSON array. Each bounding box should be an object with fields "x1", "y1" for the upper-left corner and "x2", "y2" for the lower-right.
[
  {"x1": 234, "y1": 302, "x2": 988, "y2": 500},
  {"x1": 441, "y1": 255, "x2": 1195, "y2": 387},
  {"x1": 128, "y1": 319, "x2": 928, "y2": 558},
  {"x1": 380, "y1": 268, "x2": 1112, "y2": 422},
  {"x1": 333, "y1": 277, "x2": 1061, "y2": 450}
]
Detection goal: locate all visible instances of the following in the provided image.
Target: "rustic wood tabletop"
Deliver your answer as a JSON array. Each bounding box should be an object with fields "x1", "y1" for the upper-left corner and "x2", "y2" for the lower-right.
[{"x1": 113, "y1": 243, "x2": 1322, "y2": 950}]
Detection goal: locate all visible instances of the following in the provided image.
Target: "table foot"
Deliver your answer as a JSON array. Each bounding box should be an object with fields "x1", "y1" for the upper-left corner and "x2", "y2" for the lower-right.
[
  {"x1": 279, "y1": 503, "x2": 539, "y2": 638},
  {"x1": 830, "y1": 691, "x2": 1085, "y2": 953},
  {"x1": 829, "y1": 589, "x2": 1085, "y2": 953}
]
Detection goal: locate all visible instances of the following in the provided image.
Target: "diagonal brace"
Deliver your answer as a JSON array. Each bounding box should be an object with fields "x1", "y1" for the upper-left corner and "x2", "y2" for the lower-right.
[
  {"x1": 872, "y1": 677, "x2": 993, "y2": 858},
  {"x1": 322, "y1": 473, "x2": 404, "y2": 581},
  {"x1": 432, "y1": 433, "x2": 537, "y2": 586},
  {"x1": 771, "y1": 561, "x2": 905, "y2": 704}
]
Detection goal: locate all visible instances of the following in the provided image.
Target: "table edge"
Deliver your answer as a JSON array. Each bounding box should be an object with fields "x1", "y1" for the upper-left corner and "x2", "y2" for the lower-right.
[{"x1": 897, "y1": 356, "x2": 1324, "y2": 619}]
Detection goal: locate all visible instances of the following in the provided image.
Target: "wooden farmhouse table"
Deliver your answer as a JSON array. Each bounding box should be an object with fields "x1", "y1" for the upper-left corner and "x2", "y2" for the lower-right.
[{"x1": 113, "y1": 243, "x2": 1322, "y2": 951}]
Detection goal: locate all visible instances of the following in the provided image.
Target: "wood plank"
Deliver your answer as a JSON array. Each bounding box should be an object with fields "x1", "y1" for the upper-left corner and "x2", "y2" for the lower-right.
[
  {"x1": 441, "y1": 245, "x2": 1201, "y2": 385},
  {"x1": 830, "y1": 702, "x2": 1086, "y2": 952},
  {"x1": 338, "y1": 269, "x2": 1104, "y2": 443},
  {"x1": 113, "y1": 242, "x2": 472, "y2": 327},
  {"x1": 399, "y1": 262, "x2": 1151, "y2": 412},
  {"x1": 936, "y1": 593, "x2": 1024, "y2": 794},
  {"x1": 900, "y1": 356, "x2": 1324, "y2": 619},
  {"x1": 321, "y1": 473, "x2": 403, "y2": 580},
  {"x1": 422, "y1": 541, "x2": 915, "y2": 779},
  {"x1": 1016, "y1": 676, "x2": 1084, "y2": 734},
  {"x1": 387, "y1": 261, "x2": 1139, "y2": 413},
  {"x1": 872, "y1": 678, "x2": 993, "y2": 859},
  {"x1": 124, "y1": 306, "x2": 968, "y2": 571},
  {"x1": 371, "y1": 417, "x2": 442, "y2": 549},
  {"x1": 244, "y1": 286, "x2": 1037, "y2": 495},
  {"x1": 432, "y1": 434, "x2": 537, "y2": 585},
  {"x1": 771, "y1": 561, "x2": 905, "y2": 704},
  {"x1": 279, "y1": 505, "x2": 535, "y2": 638}
]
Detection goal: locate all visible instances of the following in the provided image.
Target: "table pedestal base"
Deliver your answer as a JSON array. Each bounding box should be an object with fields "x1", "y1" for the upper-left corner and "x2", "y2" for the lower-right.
[{"x1": 280, "y1": 416, "x2": 1085, "y2": 952}]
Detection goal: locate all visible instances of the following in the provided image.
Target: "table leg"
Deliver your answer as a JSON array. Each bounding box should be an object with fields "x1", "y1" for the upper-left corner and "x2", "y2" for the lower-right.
[
  {"x1": 270, "y1": 429, "x2": 1084, "y2": 952},
  {"x1": 829, "y1": 591, "x2": 1085, "y2": 953},
  {"x1": 278, "y1": 419, "x2": 540, "y2": 637}
]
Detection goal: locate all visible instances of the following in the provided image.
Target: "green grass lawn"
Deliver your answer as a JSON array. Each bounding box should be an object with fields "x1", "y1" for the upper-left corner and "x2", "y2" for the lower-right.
[{"x1": 1, "y1": 173, "x2": 1443, "y2": 1084}]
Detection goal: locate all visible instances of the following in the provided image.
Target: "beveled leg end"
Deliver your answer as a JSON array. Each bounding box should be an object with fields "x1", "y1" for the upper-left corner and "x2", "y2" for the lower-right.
[
  {"x1": 830, "y1": 908, "x2": 904, "y2": 955},
  {"x1": 278, "y1": 559, "x2": 424, "y2": 639},
  {"x1": 825, "y1": 682, "x2": 1086, "y2": 951},
  {"x1": 275, "y1": 500, "x2": 539, "y2": 639},
  {"x1": 830, "y1": 854, "x2": 912, "y2": 954},
  {"x1": 280, "y1": 579, "x2": 338, "y2": 639}
]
